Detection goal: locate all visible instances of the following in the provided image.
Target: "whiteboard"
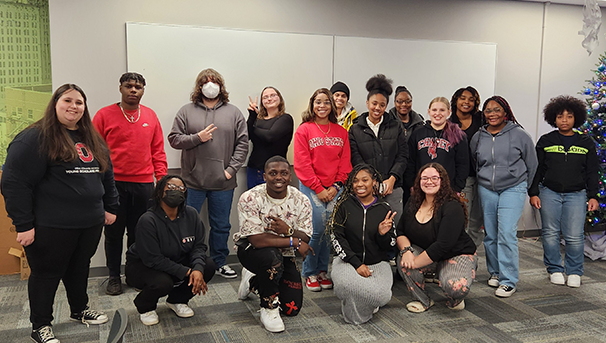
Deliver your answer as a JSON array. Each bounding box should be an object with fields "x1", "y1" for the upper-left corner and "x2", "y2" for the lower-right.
[
  {"x1": 126, "y1": 22, "x2": 334, "y2": 168},
  {"x1": 334, "y1": 36, "x2": 497, "y2": 117}
]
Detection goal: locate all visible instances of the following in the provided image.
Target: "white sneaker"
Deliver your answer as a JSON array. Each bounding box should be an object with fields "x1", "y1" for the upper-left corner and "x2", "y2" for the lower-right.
[
  {"x1": 495, "y1": 284, "x2": 516, "y2": 298},
  {"x1": 140, "y1": 311, "x2": 159, "y2": 326},
  {"x1": 567, "y1": 274, "x2": 581, "y2": 288},
  {"x1": 487, "y1": 275, "x2": 499, "y2": 288},
  {"x1": 217, "y1": 265, "x2": 238, "y2": 279},
  {"x1": 259, "y1": 307, "x2": 285, "y2": 333},
  {"x1": 166, "y1": 302, "x2": 194, "y2": 318},
  {"x1": 549, "y1": 272, "x2": 565, "y2": 285},
  {"x1": 238, "y1": 267, "x2": 255, "y2": 300}
]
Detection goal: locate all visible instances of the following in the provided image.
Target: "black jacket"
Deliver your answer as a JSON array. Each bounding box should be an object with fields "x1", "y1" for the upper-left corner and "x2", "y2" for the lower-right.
[
  {"x1": 388, "y1": 107, "x2": 424, "y2": 143},
  {"x1": 127, "y1": 205, "x2": 209, "y2": 280},
  {"x1": 349, "y1": 112, "x2": 409, "y2": 188},
  {"x1": 405, "y1": 122, "x2": 469, "y2": 192},
  {"x1": 1, "y1": 127, "x2": 119, "y2": 232},
  {"x1": 331, "y1": 196, "x2": 396, "y2": 269},
  {"x1": 529, "y1": 130, "x2": 598, "y2": 199}
]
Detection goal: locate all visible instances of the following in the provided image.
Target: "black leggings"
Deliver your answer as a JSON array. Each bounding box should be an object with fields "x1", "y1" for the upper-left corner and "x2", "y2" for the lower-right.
[
  {"x1": 237, "y1": 246, "x2": 303, "y2": 316},
  {"x1": 125, "y1": 257, "x2": 215, "y2": 314},
  {"x1": 24, "y1": 224, "x2": 103, "y2": 329}
]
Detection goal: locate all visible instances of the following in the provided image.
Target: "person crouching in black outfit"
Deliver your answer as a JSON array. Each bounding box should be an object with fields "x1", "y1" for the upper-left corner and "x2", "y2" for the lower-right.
[{"x1": 126, "y1": 175, "x2": 215, "y2": 326}]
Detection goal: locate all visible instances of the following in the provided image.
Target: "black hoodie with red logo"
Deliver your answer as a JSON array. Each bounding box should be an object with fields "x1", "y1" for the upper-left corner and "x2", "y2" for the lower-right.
[{"x1": 405, "y1": 122, "x2": 469, "y2": 192}]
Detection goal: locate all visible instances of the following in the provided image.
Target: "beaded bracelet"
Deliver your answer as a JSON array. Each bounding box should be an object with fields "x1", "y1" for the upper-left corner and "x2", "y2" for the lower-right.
[{"x1": 294, "y1": 237, "x2": 302, "y2": 251}]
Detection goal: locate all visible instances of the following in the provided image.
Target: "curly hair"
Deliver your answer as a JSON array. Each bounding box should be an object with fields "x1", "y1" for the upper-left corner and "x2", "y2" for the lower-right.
[
  {"x1": 119, "y1": 72, "x2": 146, "y2": 86},
  {"x1": 258, "y1": 86, "x2": 285, "y2": 119},
  {"x1": 450, "y1": 86, "x2": 480, "y2": 118},
  {"x1": 366, "y1": 74, "x2": 393, "y2": 104},
  {"x1": 328, "y1": 163, "x2": 384, "y2": 234},
  {"x1": 301, "y1": 88, "x2": 338, "y2": 124},
  {"x1": 408, "y1": 162, "x2": 468, "y2": 226},
  {"x1": 152, "y1": 174, "x2": 188, "y2": 212},
  {"x1": 190, "y1": 68, "x2": 230, "y2": 104},
  {"x1": 543, "y1": 95, "x2": 587, "y2": 128}
]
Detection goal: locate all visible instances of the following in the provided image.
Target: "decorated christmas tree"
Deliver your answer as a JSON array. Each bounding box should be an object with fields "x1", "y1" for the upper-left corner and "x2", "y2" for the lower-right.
[{"x1": 581, "y1": 54, "x2": 606, "y2": 230}]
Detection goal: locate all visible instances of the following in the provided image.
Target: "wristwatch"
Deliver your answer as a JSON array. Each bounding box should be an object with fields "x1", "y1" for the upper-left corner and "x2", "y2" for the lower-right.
[
  {"x1": 399, "y1": 246, "x2": 414, "y2": 256},
  {"x1": 287, "y1": 226, "x2": 294, "y2": 237}
]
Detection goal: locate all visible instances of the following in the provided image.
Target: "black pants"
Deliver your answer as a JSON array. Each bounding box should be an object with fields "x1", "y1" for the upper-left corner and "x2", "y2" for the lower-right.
[
  {"x1": 237, "y1": 246, "x2": 303, "y2": 316},
  {"x1": 104, "y1": 181, "x2": 154, "y2": 277},
  {"x1": 24, "y1": 224, "x2": 103, "y2": 329},
  {"x1": 125, "y1": 257, "x2": 216, "y2": 314}
]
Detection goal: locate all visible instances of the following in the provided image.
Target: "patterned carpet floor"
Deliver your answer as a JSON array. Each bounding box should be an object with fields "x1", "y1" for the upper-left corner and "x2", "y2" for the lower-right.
[{"x1": 3, "y1": 237, "x2": 606, "y2": 343}]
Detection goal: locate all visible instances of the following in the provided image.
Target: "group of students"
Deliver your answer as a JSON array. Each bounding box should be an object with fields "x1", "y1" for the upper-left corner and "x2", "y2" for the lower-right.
[
  {"x1": 0, "y1": 68, "x2": 598, "y2": 342},
  {"x1": 238, "y1": 74, "x2": 598, "y2": 330}
]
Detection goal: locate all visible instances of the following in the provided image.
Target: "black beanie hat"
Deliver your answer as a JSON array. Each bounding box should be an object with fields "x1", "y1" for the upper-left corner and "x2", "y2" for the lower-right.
[{"x1": 330, "y1": 81, "x2": 350, "y2": 99}]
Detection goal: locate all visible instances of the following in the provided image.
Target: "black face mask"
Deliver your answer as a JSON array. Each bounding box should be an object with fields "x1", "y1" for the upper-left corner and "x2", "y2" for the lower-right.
[{"x1": 163, "y1": 190, "x2": 185, "y2": 208}]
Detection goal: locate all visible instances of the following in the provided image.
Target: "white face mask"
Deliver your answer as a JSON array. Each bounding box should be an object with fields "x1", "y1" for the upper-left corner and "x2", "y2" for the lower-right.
[{"x1": 202, "y1": 82, "x2": 220, "y2": 99}]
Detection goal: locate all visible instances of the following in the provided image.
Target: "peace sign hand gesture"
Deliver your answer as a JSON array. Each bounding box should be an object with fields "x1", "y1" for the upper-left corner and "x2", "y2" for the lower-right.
[
  {"x1": 378, "y1": 210, "x2": 396, "y2": 235},
  {"x1": 248, "y1": 96, "x2": 259, "y2": 113},
  {"x1": 198, "y1": 124, "x2": 217, "y2": 142}
]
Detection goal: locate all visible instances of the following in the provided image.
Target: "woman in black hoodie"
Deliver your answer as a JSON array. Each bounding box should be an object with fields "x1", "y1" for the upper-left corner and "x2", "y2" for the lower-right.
[
  {"x1": 330, "y1": 164, "x2": 397, "y2": 324},
  {"x1": 405, "y1": 97, "x2": 469, "y2": 194}
]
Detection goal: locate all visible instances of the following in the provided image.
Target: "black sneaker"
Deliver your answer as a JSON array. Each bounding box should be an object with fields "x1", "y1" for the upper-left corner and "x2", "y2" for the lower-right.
[
  {"x1": 495, "y1": 284, "x2": 516, "y2": 298},
  {"x1": 70, "y1": 306, "x2": 108, "y2": 325},
  {"x1": 217, "y1": 265, "x2": 237, "y2": 279},
  {"x1": 105, "y1": 276, "x2": 123, "y2": 295},
  {"x1": 31, "y1": 325, "x2": 60, "y2": 343}
]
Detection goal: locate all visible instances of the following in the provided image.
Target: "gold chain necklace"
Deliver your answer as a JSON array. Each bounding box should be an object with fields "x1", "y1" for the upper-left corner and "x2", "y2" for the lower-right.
[
  {"x1": 314, "y1": 121, "x2": 331, "y2": 136},
  {"x1": 119, "y1": 103, "x2": 141, "y2": 124}
]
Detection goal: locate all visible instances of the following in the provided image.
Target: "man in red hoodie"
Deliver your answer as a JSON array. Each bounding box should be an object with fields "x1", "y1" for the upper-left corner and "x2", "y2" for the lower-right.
[{"x1": 93, "y1": 72, "x2": 168, "y2": 295}]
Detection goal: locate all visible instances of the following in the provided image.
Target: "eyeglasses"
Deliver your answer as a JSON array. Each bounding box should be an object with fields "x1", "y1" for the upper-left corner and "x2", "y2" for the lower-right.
[
  {"x1": 396, "y1": 99, "x2": 412, "y2": 105},
  {"x1": 262, "y1": 93, "x2": 279, "y2": 101},
  {"x1": 420, "y1": 176, "x2": 441, "y2": 183},
  {"x1": 166, "y1": 183, "x2": 186, "y2": 192},
  {"x1": 314, "y1": 100, "x2": 332, "y2": 107},
  {"x1": 484, "y1": 107, "x2": 503, "y2": 115}
]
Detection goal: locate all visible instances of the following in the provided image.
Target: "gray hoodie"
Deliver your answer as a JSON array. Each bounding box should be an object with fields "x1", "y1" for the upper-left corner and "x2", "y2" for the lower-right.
[
  {"x1": 469, "y1": 121, "x2": 537, "y2": 192},
  {"x1": 168, "y1": 101, "x2": 248, "y2": 191}
]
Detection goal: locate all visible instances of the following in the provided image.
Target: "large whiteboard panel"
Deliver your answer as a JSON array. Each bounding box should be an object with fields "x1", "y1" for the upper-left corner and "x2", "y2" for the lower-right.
[
  {"x1": 334, "y1": 36, "x2": 496, "y2": 116},
  {"x1": 126, "y1": 22, "x2": 334, "y2": 168}
]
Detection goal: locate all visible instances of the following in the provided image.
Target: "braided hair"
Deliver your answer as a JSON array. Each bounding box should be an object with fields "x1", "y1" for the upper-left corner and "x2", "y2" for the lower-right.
[
  {"x1": 328, "y1": 164, "x2": 384, "y2": 235},
  {"x1": 481, "y1": 95, "x2": 521, "y2": 128}
]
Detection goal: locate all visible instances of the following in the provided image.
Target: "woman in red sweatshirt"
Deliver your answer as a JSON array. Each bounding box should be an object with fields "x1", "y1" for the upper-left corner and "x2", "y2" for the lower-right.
[{"x1": 294, "y1": 88, "x2": 352, "y2": 292}]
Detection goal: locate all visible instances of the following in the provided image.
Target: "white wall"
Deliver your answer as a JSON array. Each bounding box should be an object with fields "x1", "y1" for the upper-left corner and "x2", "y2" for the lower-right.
[{"x1": 48, "y1": 0, "x2": 606, "y2": 268}]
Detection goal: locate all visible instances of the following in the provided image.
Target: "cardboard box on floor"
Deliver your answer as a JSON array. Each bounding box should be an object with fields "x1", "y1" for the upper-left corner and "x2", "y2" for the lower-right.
[{"x1": 0, "y1": 171, "x2": 24, "y2": 277}]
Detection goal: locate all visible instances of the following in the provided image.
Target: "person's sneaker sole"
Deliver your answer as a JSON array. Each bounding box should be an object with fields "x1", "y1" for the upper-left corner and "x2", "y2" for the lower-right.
[{"x1": 238, "y1": 268, "x2": 254, "y2": 300}]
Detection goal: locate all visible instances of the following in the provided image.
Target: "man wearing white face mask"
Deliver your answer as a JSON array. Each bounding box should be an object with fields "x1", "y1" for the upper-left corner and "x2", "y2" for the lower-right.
[{"x1": 169, "y1": 68, "x2": 249, "y2": 279}]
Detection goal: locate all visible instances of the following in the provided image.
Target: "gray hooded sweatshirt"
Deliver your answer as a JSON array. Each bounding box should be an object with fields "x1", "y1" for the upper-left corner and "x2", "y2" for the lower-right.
[
  {"x1": 469, "y1": 121, "x2": 537, "y2": 192},
  {"x1": 168, "y1": 101, "x2": 248, "y2": 191}
]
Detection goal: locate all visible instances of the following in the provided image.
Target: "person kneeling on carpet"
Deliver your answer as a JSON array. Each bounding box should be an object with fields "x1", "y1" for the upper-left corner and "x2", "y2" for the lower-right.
[
  {"x1": 235, "y1": 156, "x2": 313, "y2": 333},
  {"x1": 330, "y1": 164, "x2": 397, "y2": 324},
  {"x1": 396, "y1": 163, "x2": 477, "y2": 313},
  {"x1": 125, "y1": 175, "x2": 215, "y2": 326}
]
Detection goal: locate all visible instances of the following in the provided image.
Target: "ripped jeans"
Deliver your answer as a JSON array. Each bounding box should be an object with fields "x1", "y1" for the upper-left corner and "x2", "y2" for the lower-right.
[
  {"x1": 237, "y1": 245, "x2": 303, "y2": 315},
  {"x1": 299, "y1": 182, "x2": 342, "y2": 278}
]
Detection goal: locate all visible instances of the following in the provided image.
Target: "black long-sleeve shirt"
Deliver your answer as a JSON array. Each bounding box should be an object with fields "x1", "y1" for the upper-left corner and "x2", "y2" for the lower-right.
[
  {"x1": 396, "y1": 199, "x2": 475, "y2": 262},
  {"x1": 247, "y1": 110, "x2": 294, "y2": 170},
  {"x1": 127, "y1": 205, "x2": 208, "y2": 280},
  {"x1": 1, "y1": 127, "x2": 119, "y2": 232}
]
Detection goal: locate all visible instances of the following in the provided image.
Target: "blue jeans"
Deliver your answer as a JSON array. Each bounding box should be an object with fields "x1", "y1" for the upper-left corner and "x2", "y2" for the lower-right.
[
  {"x1": 247, "y1": 167, "x2": 265, "y2": 190},
  {"x1": 478, "y1": 181, "x2": 527, "y2": 288},
  {"x1": 299, "y1": 182, "x2": 341, "y2": 278},
  {"x1": 186, "y1": 188, "x2": 234, "y2": 268},
  {"x1": 539, "y1": 186, "x2": 586, "y2": 276}
]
